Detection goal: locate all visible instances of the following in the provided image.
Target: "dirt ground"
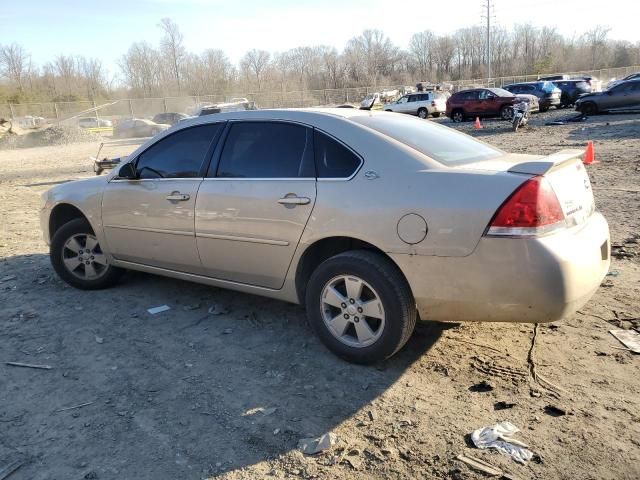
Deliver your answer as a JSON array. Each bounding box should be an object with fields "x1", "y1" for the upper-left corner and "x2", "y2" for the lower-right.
[{"x1": 1, "y1": 110, "x2": 639, "y2": 480}]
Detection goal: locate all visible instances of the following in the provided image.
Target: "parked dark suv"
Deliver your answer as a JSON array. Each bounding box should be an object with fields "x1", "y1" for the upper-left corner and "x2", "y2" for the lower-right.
[
  {"x1": 503, "y1": 81, "x2": 561, "y2": 111},
  {"x1": 552, "y1": 80, "x2": 591, "y2": 107},
  {"x1": 445, "y1": 88, "x2": 539, "y2": 122}
]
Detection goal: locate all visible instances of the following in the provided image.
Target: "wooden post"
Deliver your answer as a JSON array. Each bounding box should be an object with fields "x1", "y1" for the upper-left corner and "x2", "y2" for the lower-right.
[
  {"x1": 8, "y1": 103, "x2": 15, "y2": 120},
  {"x1": 128, "y1": 99, "x2": 133, "y2": 116},
  {"x1": 54, "y1": 103, "x2": 59, "y2": 120}
]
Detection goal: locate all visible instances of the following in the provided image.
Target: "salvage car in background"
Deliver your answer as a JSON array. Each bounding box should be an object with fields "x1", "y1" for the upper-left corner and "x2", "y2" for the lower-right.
[
  {"x1": 113, "y1": 118, "x2": 170, "y2": 138},
  {"x1": 446, "y1": 88, "x2": 539, "y2": 122},
  {"x1": 78, "y1": 117, "x2": 112, "y2": 129},
  {"x1": 575, "y1": 79, "x2": 640, "y2": 115},
  {"x1": 152, "y1": 112, "x2": 189, "y2": 125},
  {"x1": 383, "y1": 92, "x2": 446, "y2": 118},
  {"x1": 503, "y1": 81, "x2": 561, "y2": 111},
  {"x1": 41, "y1": 108, "x2": 610, "y2": 363},
  {"x1": 553, "y1": 79, "x2": 591, "y2": 107}
]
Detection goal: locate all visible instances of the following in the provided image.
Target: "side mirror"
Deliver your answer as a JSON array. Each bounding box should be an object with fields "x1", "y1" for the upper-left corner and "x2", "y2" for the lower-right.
[{"x1": 117, "y1": 162, "x2": 137, "y2": 179}]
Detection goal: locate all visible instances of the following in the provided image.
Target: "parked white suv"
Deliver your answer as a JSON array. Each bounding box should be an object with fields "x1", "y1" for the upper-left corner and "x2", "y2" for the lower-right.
[{"x1": 384, "y1": 92, "x2": 446, "y2": 118}]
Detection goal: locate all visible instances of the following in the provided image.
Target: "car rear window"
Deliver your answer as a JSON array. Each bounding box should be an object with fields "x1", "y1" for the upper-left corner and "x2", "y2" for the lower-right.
[
  {"x1": 488, "y1": 88, "x2": 514, "y2": 97},
  {"x1": 540, "y1": 81, "x2": 556, "y2": 92},
  {"x1": 352, "y1": 115, "x2": 502, "y2": 165}
]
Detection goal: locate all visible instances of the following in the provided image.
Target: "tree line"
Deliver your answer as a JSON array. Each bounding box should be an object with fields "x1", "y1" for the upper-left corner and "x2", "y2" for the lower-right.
[{"x1": 1, "y1": 18, "x2": 639, "y2": 104}]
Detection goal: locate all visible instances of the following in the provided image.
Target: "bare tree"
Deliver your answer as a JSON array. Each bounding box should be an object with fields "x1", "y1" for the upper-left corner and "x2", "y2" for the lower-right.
[
  {"x1": 158, "y1": 17, "x2": 186, "y2": 93},
  {"x1": 119, "y1": 42, "x2": 161, "y2": 96},
  {"x1": 583, "y1": 26, "x2": 611, "y2": 69},
  {"x1": 409, "y1": 31, "x2": 435, "y2": 79},
  {"x1": 240, "y1": 49, "x2": 270, "y2": 91},
  {"x1": 0, "y1": 43, "x2": 30, "y2": 93}
]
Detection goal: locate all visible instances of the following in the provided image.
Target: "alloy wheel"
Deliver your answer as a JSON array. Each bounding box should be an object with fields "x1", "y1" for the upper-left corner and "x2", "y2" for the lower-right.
[
  {"x1": 320, "y1": 275, "x2": 386, "y2": 348},
  {"x1": 62, "y1": 233, "x2": 108, "y2": 280}
]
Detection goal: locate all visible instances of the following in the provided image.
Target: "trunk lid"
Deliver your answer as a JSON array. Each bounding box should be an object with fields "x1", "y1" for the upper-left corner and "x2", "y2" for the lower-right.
[{"x1": 462, "y1": 149, "x2": 595, "y2": 228}]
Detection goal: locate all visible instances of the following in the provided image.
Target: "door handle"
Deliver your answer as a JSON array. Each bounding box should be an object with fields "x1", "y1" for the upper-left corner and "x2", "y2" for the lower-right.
[
  {"x1": 278, "y1": 196, "x2": 310, "y2": 205},
  {"x1": 166, "y1": 192, "x2": 190, "y2": 201}
]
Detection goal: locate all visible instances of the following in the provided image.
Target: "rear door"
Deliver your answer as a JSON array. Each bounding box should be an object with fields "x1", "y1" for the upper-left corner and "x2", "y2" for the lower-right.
[
  {"x1": 195, "y1": 121, "x2": 316, "y2": 289},
  {"x1": 461, "y1": 90, "x2": 480, "y2": 115}
]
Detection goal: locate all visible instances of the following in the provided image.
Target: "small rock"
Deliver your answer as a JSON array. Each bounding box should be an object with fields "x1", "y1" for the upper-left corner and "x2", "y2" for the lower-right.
[
  {"x1": 84, "y1": 471, "x2": 98, "y2": 479},
  {"x1": 273, "y1": 428, "x2": 280, "y2": 435},
  {"x1": 183, "y1": 303, "x2": 201, "y2": 311},
  {"x1": 494, "y1": 401, "x2": 516, "y2": 410},
  {"x1": 209, "y1": 305, "x2": 230, "y2": 315},
  {"x1": 368, "y1": 410, "x2": 376, "y2": 421},
  {"x1": 222, "y1": 328, "x2": 233, "y2": 335},
  {"x1": 95, "y1": 336, "x2": 104, "y2": 344},
  {"x1": 215, "y1": 462, "x2": 222, "y2": 467},
  {"x1": 298, "y1": 432, "x2": 338, "y2": 455}
]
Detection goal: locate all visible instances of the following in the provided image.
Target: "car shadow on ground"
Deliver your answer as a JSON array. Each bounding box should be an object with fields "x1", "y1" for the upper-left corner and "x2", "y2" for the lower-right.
[{"x1": 0, "y1": 253, "x2": 452, "y2": 479}]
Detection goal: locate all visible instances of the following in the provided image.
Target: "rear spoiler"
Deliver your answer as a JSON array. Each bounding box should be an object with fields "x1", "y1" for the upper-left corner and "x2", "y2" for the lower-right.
[{"x1": 507, "y1": 149, "x2": 584, "y2": 176}]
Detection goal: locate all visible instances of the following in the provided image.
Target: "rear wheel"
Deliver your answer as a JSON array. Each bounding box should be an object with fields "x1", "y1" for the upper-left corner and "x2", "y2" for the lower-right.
[
  {"x1": 452, "y1": 109, "x2": 465, "y2": 123},
  {"x1": 50, "y1": 219, "x2": 123, "y2": 290},
  {"x1": 305, "y1": 250, "x2": 416, "y2": 364},
  {"x1": 539, "y1": 105, "x2": 549, "y2": 112},
  {"x1": 580, "y1": 102, "x2": 598, "y2": 116},
  {"x1": 417, "y1": 108, "x2": 428, "y2": 119}
]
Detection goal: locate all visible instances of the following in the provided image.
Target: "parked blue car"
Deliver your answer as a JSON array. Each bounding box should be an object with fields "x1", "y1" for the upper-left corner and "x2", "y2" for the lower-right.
[{"x1": 503, "y1": 81, "x2": 562, "y2": 112}]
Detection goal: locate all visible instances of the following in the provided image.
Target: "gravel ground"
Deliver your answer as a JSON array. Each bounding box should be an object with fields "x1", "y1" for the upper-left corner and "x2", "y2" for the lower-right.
[{"x1": 0, "y1": 109, "x2": 639, "y2": 480}]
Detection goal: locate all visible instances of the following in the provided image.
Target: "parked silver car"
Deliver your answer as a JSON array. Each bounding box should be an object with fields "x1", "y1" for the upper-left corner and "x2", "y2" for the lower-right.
[
  {"x1": 40, "y1": 109, "x2": 610, "y2": 363},
  {"x1": 78, "y1": 117, "x2": 113, "y2": 129},
  {"x1": 384, "y1": 92, "x2": 446, "y2": 118},
  {"x1": 113, "y1": 118, "x2": 170, "y2": 138},
  {"x1": 576, "y1": 79, "x2": 640, "y2": 115}
]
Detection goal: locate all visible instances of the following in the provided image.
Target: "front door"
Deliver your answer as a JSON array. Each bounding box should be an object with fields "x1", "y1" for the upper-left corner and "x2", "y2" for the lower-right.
[
  {"x1": 102, "y1": 123, "x2": 223, "y2": 272},
  {"x1": 195, "y1": 121, "x2": 317, "y2": 289}
]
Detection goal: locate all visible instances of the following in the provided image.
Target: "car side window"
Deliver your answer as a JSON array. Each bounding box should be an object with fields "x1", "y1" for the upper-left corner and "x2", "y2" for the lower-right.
[
  {"x1": 216, "y1": 122, "x2": 314, "y2": 178},
  {"x1": 314, "y1": 130, "x2": 361, "y2": 178},
  {"x1": 135, "y1": 123, "x2": 222, "y2": 179},
  {"x1": 408, "y1": 95, "x2": 417, "y2": 103}
]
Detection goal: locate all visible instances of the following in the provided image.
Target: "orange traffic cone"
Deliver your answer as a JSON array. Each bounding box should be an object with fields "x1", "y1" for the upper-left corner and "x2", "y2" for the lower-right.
[
  {"x1": 583, "y1": 140, "x2": 597, "y2": 165},
  {"x1": 474, "y1": 116, "x2": 482, "y2": 129}
]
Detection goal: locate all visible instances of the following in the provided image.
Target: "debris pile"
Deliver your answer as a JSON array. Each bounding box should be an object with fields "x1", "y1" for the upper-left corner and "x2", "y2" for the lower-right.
[{"x1": 0, "y1": 125, "x2": 100, "y2": 150}]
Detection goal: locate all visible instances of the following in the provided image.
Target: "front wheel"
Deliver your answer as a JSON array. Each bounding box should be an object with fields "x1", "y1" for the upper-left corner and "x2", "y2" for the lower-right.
[
  {"x1": 417, "y1": 108, "x2": 428, "y2": 119},
  {"x1": 500, "y1": 105, "x2": 514, "y2": 120},
  {"x1": 305, "y1": 250, "x2": 417, "y2": 364},
  {"x1": 580, "y1": 102, "x2": 598, "y2": 116},
  {"x1": 50, "y1": 219, "x2": 123, "y2": 290}
]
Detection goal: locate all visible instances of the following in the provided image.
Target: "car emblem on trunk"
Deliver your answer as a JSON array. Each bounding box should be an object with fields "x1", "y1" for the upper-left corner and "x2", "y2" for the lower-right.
[{"x1": 364, "y1": 170, "x2": 380, "y2": 180}]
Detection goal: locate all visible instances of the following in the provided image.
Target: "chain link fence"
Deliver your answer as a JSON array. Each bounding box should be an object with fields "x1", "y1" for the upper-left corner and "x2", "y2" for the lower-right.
[{"x1": 2, "y1": 65, "x2": 638, "y2": 126}]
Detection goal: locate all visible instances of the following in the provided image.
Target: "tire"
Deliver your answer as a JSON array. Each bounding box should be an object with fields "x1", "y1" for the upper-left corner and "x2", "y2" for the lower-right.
[
  {"x1": 431, "y1": 112, "x2": 441, "y2": 118},
  {"x1": 539, "y1": 105, "x2": 549, "y2": 113},
  {"x1": 50, "y1": 218, "x2": 123, "y2": 290},
  {"x1": 451, "y1": 109, "x2": 465, "y2": 123},
  {"x1": 500, "y1": 105, "x2": 514, "y2": 120},
  {"x1": 305, "y1": 250, "x2": 417, "y2": 364},
  {"x1": 580, "y1": 102, "x2": 598, "y2": 116},
  {"x1": 417, "y1": 108, "x2": 428, "y2": 119},
  {"x1": 384, "y1": 109, "x2": 392, "y2": 112}
]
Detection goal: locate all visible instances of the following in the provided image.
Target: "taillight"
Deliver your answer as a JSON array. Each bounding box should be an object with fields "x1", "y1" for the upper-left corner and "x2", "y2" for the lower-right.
[{"x1": 486, "y1": 176, "x2": 565, "y2": 237}]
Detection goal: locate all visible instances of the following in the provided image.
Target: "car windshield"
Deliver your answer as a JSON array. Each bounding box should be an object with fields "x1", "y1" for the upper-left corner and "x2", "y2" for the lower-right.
[
  {"x1": 352, "y1": 114, "x2": 503, "y2": 165},
  {"x1": 489, "y1": 88, "x2": 514, "y2": 97}
]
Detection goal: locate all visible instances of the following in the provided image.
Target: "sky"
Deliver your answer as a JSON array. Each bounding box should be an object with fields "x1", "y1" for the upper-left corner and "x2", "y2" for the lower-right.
[{"x1": 1, "y1": 0, "x2": 637, "y2": 81}]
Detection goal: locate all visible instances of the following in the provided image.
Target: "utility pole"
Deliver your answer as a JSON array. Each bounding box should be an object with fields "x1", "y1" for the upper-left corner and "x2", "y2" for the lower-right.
[{"x1": 484, "y1": 0, "x2": 492, "y2": 82}]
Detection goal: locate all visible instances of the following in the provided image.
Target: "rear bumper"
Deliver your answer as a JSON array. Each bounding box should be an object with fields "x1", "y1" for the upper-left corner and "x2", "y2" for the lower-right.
[{"x1": 391, "y1": 212, "x2": 610, "y2": 323}]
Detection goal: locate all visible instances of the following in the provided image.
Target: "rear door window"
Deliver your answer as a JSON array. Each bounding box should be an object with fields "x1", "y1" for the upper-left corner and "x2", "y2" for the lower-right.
[
  {"x1": 135, "y1": 123, "x2": 222, "y2": 179},
  {"x1": 216, "y1": 122, "x2": 314, "y2": 178},
  {"x1": 314, "y1": 131, "x2": 362, "y2": 178}
]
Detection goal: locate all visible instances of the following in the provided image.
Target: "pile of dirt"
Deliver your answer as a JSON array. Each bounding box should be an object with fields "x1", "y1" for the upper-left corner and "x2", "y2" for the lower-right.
[{"x1": 0, "y1": 125, "x2": 99, "y2": 150}]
